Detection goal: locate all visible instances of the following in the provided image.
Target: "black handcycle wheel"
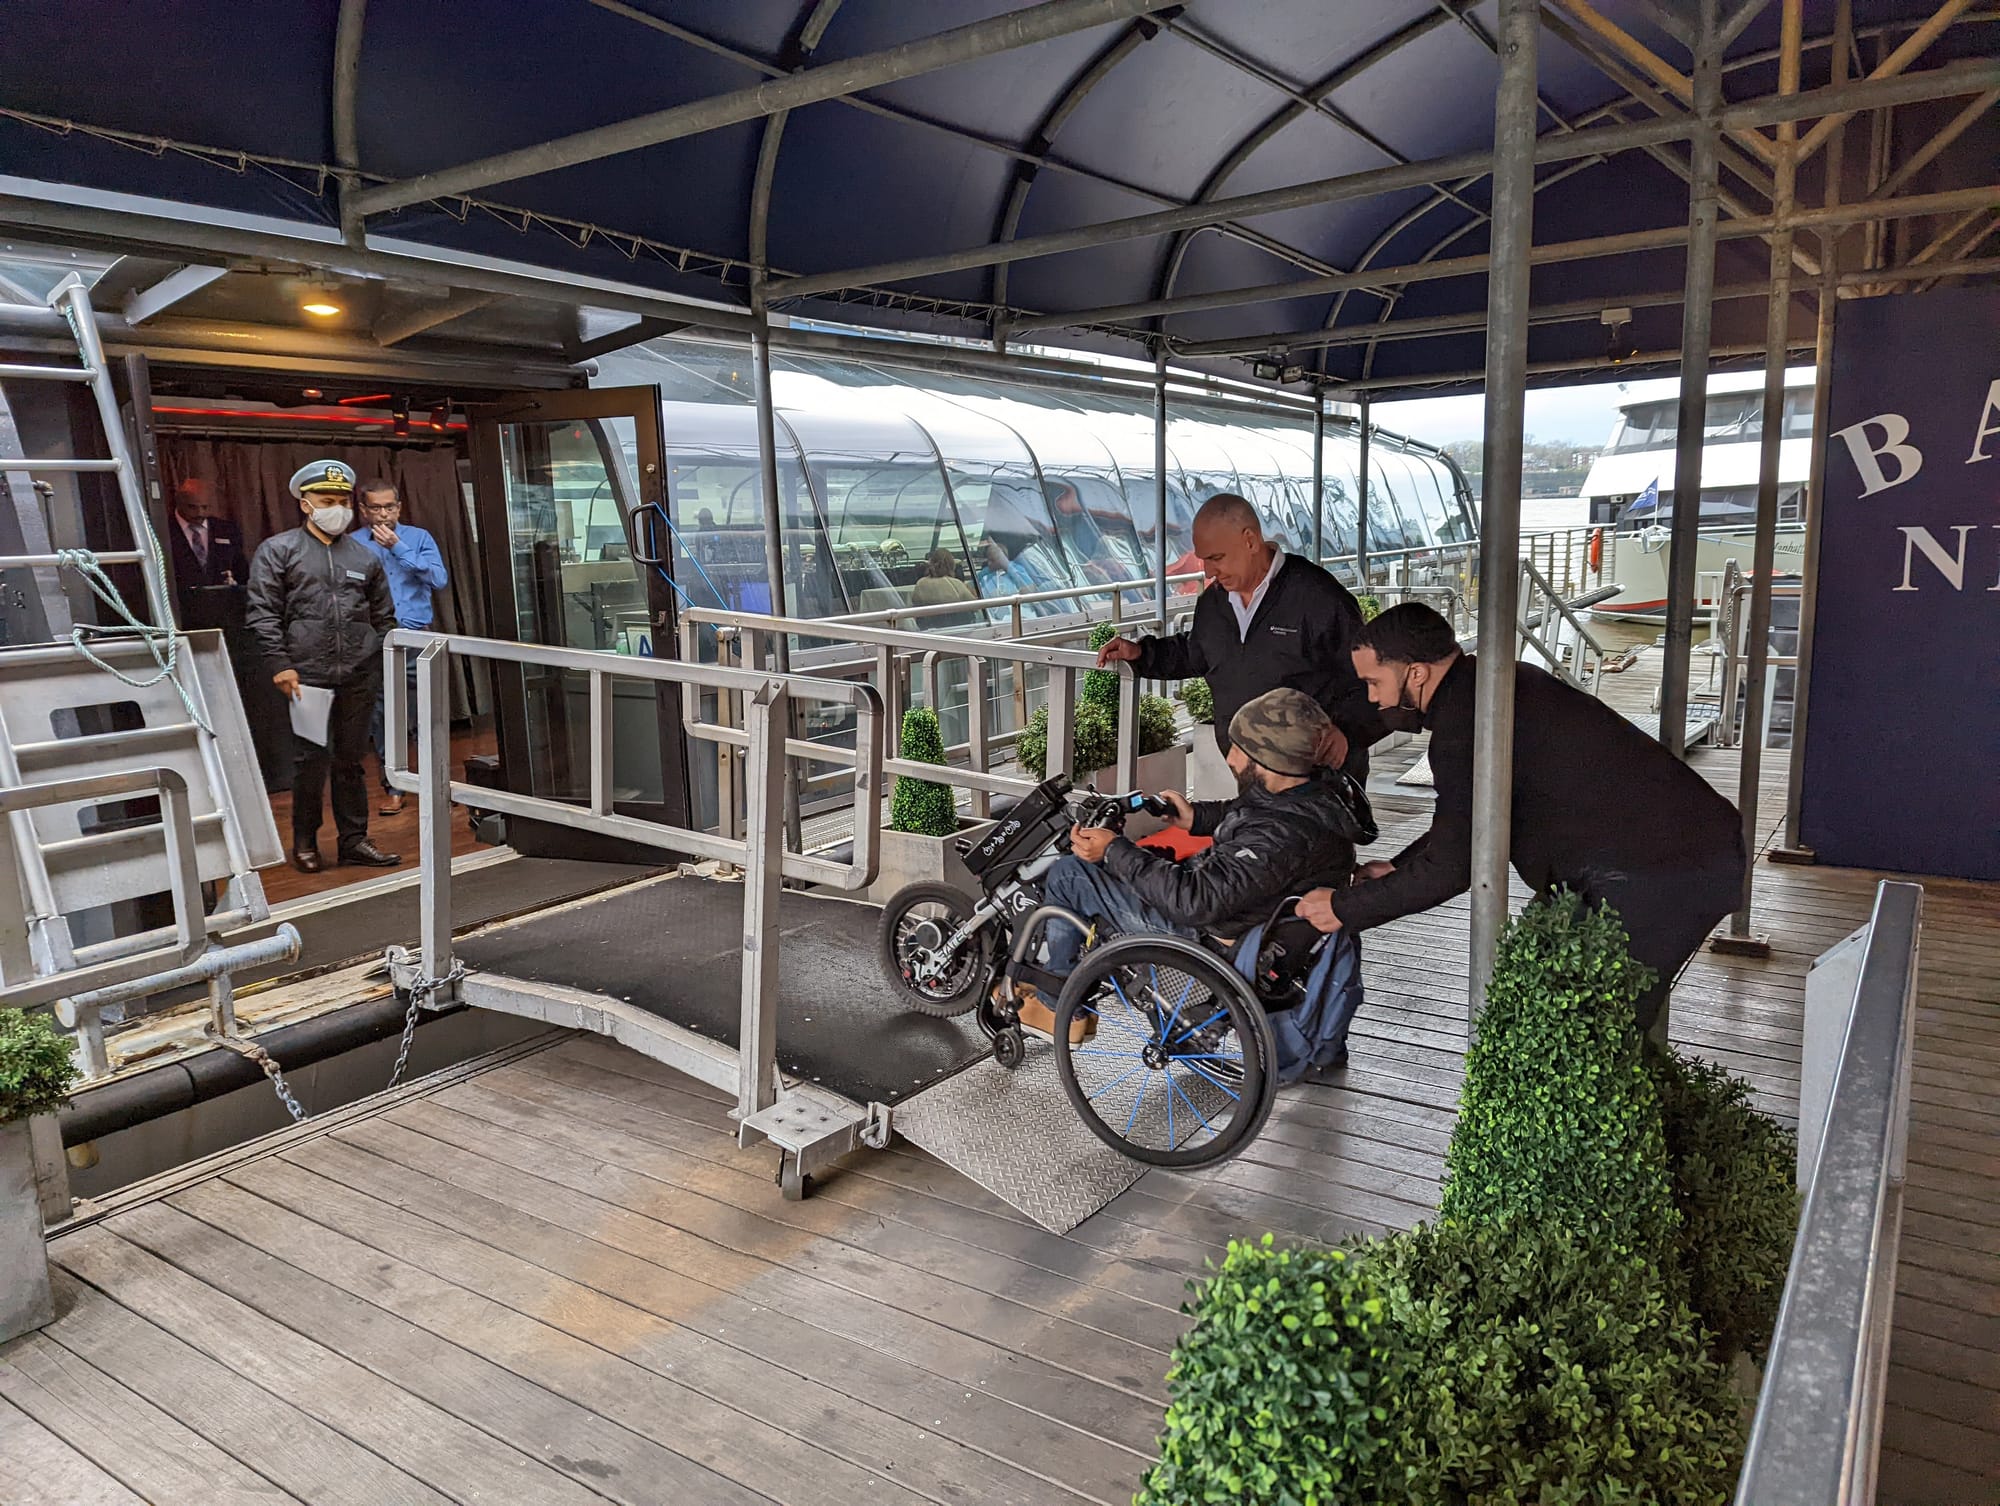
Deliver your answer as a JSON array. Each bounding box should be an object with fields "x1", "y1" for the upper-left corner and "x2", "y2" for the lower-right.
[
  {"x1": 1052, "y1": 934, "x2": 1277, "y2": 1168},
  {"x1": 877, "y1": 882, "x2": 991, "y2": 1017}
]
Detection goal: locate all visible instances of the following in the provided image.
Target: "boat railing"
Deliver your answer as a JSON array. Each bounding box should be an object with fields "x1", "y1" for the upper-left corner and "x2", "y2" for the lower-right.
[
  {"x1": 381, "y1": 629, "x2": 886, "y2": 1120},
  {"x1": 1737, "y1": 879, "x2": 1923, "y2": 1505}
]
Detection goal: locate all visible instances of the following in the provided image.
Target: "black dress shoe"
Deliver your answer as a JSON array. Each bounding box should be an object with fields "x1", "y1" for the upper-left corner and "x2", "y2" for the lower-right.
[
  {"x1": 290, "y1": 848, "x2": 324, "y2": 874},
  {"x1": 338, "y1": 839, "x2": 401, "y2": 868}
]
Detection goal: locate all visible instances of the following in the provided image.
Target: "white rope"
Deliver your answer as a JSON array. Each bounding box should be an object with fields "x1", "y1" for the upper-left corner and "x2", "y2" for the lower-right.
[{"x1": 54, "y1": 508, "x2": 213, "y2": 735}]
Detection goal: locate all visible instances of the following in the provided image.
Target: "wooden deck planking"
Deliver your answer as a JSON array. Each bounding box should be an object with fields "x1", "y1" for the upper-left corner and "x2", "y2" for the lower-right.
[
  {"x1": 0, "y1": 1395, "x2": 147, "y2": 1506},
  {"x1": 6, "y1": 728, "x2": 1993, "y2": 1504}
]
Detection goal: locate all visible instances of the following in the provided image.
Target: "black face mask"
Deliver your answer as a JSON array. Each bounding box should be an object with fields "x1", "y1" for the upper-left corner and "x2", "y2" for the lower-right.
[{"x1": 1377, "y1": 668, "x2": 1427, "y2": 734}]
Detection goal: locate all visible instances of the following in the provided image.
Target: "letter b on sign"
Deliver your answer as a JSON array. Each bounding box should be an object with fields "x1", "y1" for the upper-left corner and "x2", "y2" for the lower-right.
[{"x1": 1832, "y1": 412, "x2": 1924, "y2": 496}]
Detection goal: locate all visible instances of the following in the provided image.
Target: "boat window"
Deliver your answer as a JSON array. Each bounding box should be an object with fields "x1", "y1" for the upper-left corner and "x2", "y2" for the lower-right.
[
  {"x1": 661, "y1": 401, "x2": 844, "y2": 619},
  {"x1": 785, "y1": 408, "x2": 967, "y2": 618}
]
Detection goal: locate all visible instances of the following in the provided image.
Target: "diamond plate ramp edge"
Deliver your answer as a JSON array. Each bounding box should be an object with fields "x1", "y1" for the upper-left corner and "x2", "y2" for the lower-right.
[{"x1": 889, "y1": 1039, "x2": 1148, "y2": 1235}]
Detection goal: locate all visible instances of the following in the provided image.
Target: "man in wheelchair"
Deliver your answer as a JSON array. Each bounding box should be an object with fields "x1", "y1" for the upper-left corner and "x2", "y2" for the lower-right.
[{"x1": 1025, "y1": 688, "x2": 1373, "y2": 1082}]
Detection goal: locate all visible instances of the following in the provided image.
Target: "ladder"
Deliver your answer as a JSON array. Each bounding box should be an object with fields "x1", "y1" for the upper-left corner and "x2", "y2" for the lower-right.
[{"x1": 0, "y1": 275, "x2": 286, "y2": 1077}]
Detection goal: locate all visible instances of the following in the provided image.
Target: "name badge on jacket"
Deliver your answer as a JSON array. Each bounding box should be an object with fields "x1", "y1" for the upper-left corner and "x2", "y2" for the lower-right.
[
  {"x1": 1267, "y1": 624, "x2": 1299, "y2": 639},
  {"x1": 345, "y1": 569, "x2": 367, "y2": 582}
]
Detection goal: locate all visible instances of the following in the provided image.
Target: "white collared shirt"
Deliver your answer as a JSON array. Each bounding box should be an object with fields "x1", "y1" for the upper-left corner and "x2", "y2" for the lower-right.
[{"x1": 1228, "y1": 548, "x2": 1285, "y2": 641}]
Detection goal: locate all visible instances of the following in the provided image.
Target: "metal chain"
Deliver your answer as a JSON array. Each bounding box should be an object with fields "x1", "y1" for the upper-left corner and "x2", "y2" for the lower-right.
[
  {"x1": 207, "y1": 1032, "x2": 307, "y2": 1123},
  {"x1": 387, "y1": 963, "x2": 466, "y2": 1091}
]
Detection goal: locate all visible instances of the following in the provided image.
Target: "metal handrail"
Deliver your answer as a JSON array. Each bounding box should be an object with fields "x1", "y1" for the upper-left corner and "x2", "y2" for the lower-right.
[
  {"x1": 0, "y1": 768, "x2": 204, "y2": 1015},
  {"x1": 1738, "y1": 880, "x2": 1923, "y2": 1505},
  {"x1": 382, "y1": 630, "x2": 888, "y2": 1124}
]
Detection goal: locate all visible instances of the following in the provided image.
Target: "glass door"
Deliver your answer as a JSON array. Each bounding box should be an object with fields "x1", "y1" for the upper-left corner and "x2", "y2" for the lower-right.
[{"x1": 468, "y1": 386, "x2": 691, "y2": 839}]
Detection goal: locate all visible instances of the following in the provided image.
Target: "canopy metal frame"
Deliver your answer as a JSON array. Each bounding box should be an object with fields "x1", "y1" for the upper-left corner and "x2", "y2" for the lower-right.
[{"x1": 5, "y1": 0, "x2": 1995, "y2": 1020}]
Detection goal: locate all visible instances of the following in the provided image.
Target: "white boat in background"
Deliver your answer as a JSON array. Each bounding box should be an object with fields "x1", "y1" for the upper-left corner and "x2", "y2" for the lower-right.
[{"x1": 1580, "y1": 369, "x2": 1813, "y2": 622}]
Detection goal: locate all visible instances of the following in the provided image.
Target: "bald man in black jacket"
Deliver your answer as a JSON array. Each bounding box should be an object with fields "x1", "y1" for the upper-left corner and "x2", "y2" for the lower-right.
[
  {"x1": 1299, "y1": 603, "x2": 1744, "y2": 1034},
  {"x1": 1095, "y1": 494, "x2": 1384, "y2": 776}
]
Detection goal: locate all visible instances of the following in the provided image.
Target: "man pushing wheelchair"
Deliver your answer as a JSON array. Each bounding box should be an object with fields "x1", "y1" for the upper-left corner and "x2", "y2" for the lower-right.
[{"x1": 1025, "y1": 687, "x2": 1374, "y2": 1086}]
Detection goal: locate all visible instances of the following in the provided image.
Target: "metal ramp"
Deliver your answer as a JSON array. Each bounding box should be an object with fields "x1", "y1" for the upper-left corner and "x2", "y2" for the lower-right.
[{"x1": 0, "y1": 275, "x2": 291, "y2": 1077}]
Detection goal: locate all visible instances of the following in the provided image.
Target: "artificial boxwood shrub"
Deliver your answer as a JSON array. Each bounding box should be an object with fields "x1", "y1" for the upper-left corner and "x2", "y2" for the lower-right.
[
  {"x1": 0, "y1": 1007, "x2": 79, "y2": 1124},
  {"x1": 1648, "y1": 1044, "x2": 1799, "y2": 1362},
  {"x1": 1441, "y1": 890, "x2": 1678, "y2": 1258},
  {"x1": 1141, "y1": 890, "x2": 1796, "y2": 1505},
  {"x1": 1178, "y1": 677, "x2": 1214, "y2": 725},
  {"x1": 888, "y1": 707, "x2": 958, "y2": 837},
  {"x1": 1138, "y1": 1235, "x2": 1401, "y2": 1506}
]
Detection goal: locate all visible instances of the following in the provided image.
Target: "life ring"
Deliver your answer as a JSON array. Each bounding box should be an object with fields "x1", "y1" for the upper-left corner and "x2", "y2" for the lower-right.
[{"x1": 1588, "y1": 528, "x2": 1604, "y2": 573}]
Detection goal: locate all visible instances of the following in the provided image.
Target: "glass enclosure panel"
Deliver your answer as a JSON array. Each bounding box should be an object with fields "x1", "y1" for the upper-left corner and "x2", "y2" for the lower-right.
[
  {"x1": 494, "y1": 416, "x2": 662, "y2": 806},
  {"x1": 660, "y1": 400, "x2": 842, "y2": 619},
  {"x1": 784, "y1": 406, "x2": 966, "y2": 616}
]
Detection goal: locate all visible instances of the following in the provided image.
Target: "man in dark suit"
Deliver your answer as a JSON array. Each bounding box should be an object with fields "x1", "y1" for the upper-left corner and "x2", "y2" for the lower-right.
[{"x1": 166, "y1": 477, "x2": 250, "y2": 629}]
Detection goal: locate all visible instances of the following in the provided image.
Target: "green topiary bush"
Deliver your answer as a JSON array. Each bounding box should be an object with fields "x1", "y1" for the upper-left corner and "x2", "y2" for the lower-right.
[
  {"x1": 1178, "y1": 677, "x2": 1214, "y2": 725},
  {"x1": 888, "y1": 707, "x2": 959, "y2": 837},
  {"x1": 1648, "y1": 1044, "x2": 1799, "y2": 1363},
  {"x1": 1375, "y1": 1216, "x2": 1745, "y2": 1506},
  {"x1": 1080, "y1": 621, "x2": 1122, "y2": 711},
  {"x1": 1138, "y1": 1234, "x2": 1403, "y2": 1506},
  {"x1": 1137, "y1": 693, "x2": 1180, "y2": 757},
  {"x1": 1356, "y1": 594, "x2": 1382, "y2": 622},
  {"x1": 1441, "y1": 890, "x2": 1678, "y2": 1259},
  {"x1": 1016, "y1": 699, "x2": 1120, "y2": 779},
  {"x1": 0, "y1": 1008, "x2": 79, "y2": 1124}
]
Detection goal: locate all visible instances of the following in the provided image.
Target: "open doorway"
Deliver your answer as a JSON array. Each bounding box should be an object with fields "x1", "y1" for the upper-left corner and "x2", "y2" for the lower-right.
[{"x1": 147, "y1": 377, "x2": 495, "y2": 903}]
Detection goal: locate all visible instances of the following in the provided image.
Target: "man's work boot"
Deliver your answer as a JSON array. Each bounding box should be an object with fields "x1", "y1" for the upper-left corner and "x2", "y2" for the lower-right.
[
  {"x1": 1011, "y1": 984, "x2": 1095, "y2": 1046},
  {"x1": 338, "y1": 838, "x2": 401, "y2": 868},
  {"x1": 290, "y1": 847, "x2": 323, "y2": 874}
]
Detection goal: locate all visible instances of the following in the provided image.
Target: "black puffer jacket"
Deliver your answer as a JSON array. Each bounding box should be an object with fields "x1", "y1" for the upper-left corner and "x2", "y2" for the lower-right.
[
  {"x1": 246, "y1": 527, "x2": 396, "y2": 686},
  {"x1": 1101, "y1": 770, "x2": 1374, "y2": 937}
]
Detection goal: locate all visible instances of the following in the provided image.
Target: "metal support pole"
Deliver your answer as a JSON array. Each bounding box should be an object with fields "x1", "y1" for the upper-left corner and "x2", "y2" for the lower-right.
[
  {"x1": 1467, "y1": 0, "x2": 1539, "y2": 1023},
  {"x1": 1356, "y1": 395, "x2": 1373, "y2": 590},
  {"x1": 737, "y1": 681, "x2": 786, "y2": 1121},
  {"x1": 1153, "y1": 350, "x2": 1169, "y2": 624},
  {"x1": 1783, "y1": 0, "x2": 1852, "y2": 856},
  {"x1": 1310, "y1": 394, "x2": 1325, "y2": 565},
  {"x1": 750, "y1": 300, "x2": 807, "y2": 862},
  {"x1": 1658, "y1": 0, "x2": 1723, "y2": 756},
  {"x1": 1721, "y1": 0, "x2": 1801, "y2": 953},
  {"x1": 416, "y1": 640, "x2": 454, "y2": 991}
]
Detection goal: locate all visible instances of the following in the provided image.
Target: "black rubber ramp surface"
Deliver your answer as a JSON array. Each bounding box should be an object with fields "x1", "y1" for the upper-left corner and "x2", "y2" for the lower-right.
[{"x1": 457, "y1": 875, "x2": 987, "y2": 1104}]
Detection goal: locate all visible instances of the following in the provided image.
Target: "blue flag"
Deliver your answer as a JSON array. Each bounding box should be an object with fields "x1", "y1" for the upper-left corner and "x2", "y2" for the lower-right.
[{"x1": 1620, "y1": 477, "x2": 1660, "y2": 521}]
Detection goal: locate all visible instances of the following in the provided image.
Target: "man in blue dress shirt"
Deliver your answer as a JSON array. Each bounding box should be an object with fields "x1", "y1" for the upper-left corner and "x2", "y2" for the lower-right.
[{"x1": 356, "y1": 478, "x2": 450, "y2": 814}]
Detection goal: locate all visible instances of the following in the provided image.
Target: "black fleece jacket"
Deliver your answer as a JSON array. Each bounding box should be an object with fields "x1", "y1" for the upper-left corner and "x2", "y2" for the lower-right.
[
  {"x1": 1102, "y1": 770, "x2": 1372, "y2": 937},
  {"x1": 1130, "y1": 553, "x2": 1384, "y2": 766},
  {"x1": 1331, "y1": 654, "x2": 1744, "y2": 933}
]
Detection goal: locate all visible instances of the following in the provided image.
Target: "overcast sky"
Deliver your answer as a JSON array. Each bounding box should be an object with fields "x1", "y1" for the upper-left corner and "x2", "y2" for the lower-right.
[{"x1": 1373, "y1": 375, "x2": 1680, "y2": 449}]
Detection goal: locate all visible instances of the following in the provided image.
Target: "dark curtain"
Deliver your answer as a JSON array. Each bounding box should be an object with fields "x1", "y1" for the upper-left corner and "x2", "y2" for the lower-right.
[{"x1": 158, "y1": 435, "x2": 489, "y2": 722}]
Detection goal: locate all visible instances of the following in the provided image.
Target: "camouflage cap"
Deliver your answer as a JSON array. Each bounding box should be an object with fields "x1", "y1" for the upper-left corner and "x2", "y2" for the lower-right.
[{"x1": 1228, "y1": 688, "x2": 1330, "y2": 777}]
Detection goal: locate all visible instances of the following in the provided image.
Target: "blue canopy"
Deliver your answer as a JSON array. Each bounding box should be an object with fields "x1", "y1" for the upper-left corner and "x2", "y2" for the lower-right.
[{"x1": 1, "y1": 1, "x2": 1992, "y2": 393}]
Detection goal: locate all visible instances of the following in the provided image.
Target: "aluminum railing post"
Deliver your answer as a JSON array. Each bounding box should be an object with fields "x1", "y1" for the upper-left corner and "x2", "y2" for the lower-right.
[
  {"x1": 1115, "y1": 667, "x2": 1139, "y2": 790},
  {"x1": 1659, "y1": 0, "x2": 1724, "y2": 757},
  {"x1": 737, "y1": 680, "x2": 786, "y2": 1121},
  {"x1": 1356, "y1": 394, "x2": 1372, "y2": 589},
  {"x1": 1153, "y1": 350, "x2": 1169, "y2": 621},
  {"x1": 1722, "y1": 0, "x2": 1801, "y2": 949},
  {"x1": 1048, "y1": 667, "x2": 1075, "y2": 780},
  {"x1": 967, "y1": 658, "x2": 991, "y2": 818},
  {"x1": 416, "y1": 639, "x2": 454, "y2": 993},
  {"x1": 1468, "y1": 0, "x2": 1538, "y2": 1024},
  {"x1": 1311, "y1": 394, "x2": 1326, "y2": 566}
]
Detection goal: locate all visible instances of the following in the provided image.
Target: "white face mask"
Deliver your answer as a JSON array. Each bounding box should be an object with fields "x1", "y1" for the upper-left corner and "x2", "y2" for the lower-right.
[{"x1": 309, "y1": 504, "x2": 354, "y2": 536}]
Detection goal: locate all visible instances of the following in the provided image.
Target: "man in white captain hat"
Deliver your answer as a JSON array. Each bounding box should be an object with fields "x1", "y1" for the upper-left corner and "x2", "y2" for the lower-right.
[{"x1": 245, "y1": 460, "x2": 401, "y2": 873}]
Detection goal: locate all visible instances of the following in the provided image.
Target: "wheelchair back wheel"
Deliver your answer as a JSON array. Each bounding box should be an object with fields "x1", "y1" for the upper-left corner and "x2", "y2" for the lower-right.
[{"x1": 1051, "y1": 934, "x2": 1278, "y2": 1168}]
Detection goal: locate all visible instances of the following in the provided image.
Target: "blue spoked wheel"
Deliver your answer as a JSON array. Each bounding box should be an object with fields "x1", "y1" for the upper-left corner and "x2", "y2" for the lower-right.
[{"x1": 1051, "y1": 934, "x2": 1277, "y2": 1168}]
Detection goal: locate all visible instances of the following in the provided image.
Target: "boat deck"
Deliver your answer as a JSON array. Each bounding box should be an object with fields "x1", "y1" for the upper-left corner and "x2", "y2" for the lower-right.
[{"x1": 3, "y1": 734, "x2": 1995, "y2": 1504}]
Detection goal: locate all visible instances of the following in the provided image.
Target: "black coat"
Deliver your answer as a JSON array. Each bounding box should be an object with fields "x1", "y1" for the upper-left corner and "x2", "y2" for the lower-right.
[
  {"x1": 166, "y1": 514, "x2": 251, "y2": 630},
  {"x1": 1330, "y1": 654, "x2": 1744, "y2": 933},
  {"x1": 1130, "y1": 554, "x2": 1384, "y2": 764},
  {"x1": 1102, "y1": 770, "x2": 1370, "y2": 937},
  {"x1": 245, "y1": 527, "x2": 396, "y2": 687}
]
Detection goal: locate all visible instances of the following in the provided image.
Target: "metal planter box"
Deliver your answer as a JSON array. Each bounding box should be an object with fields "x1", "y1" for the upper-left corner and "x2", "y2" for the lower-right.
[{"x1": 0, "y1": 1118, "x2": 55, "y2": 1343}]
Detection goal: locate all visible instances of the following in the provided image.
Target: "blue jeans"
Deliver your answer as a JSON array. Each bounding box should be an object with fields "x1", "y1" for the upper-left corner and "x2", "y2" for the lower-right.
[
  {"x1": 370, "y1": 646, "x2": 422, "y2": 793},
  {"x1": 1041, "y1": 854, "x2": 1198, "y2": 976}
]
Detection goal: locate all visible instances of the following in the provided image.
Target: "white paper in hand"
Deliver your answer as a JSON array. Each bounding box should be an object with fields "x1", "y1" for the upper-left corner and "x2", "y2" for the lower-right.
[{"x1": 289, "y1": 684, "x2": 335, "y2": 746}]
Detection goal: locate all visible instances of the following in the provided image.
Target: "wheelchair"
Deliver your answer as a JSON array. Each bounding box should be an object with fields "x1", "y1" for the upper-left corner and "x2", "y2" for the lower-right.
[{"x1": 877, "y1": 775, "x2": 1356, "y2": 1170}]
